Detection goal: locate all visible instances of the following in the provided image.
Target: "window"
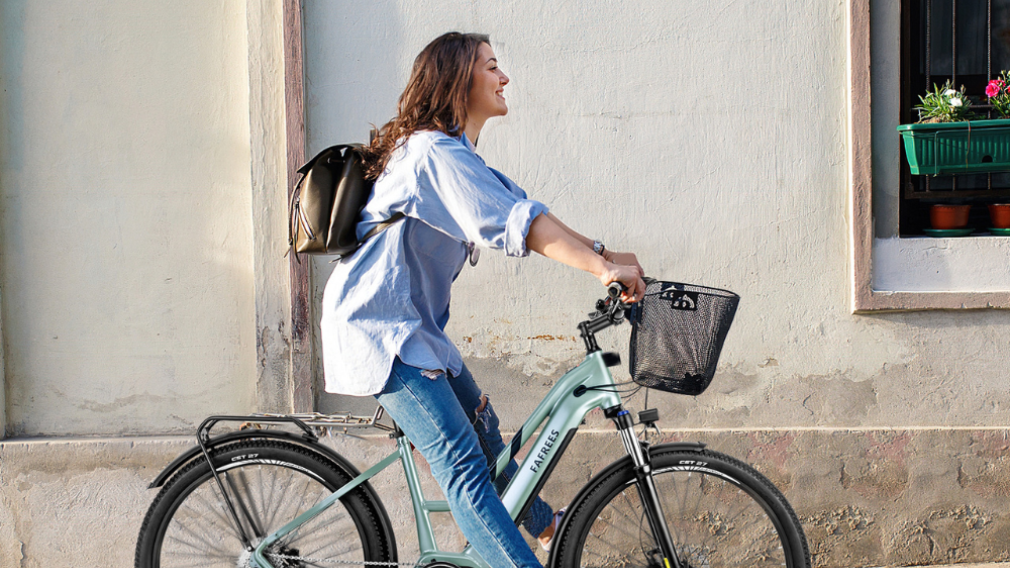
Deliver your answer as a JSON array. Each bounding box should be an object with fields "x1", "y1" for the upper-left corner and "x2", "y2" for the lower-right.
[{"x1": 899, "y1": 0, "x2": 1010, "y2": 235}]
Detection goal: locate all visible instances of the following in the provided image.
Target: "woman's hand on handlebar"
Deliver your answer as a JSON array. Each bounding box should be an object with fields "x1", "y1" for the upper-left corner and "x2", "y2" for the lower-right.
[
  {"x1": 602, "y1": 250, "x2": 644, "y2": 275},
  {"x1": 599, "y1": 262, "x2": 646, "y2": 303}
]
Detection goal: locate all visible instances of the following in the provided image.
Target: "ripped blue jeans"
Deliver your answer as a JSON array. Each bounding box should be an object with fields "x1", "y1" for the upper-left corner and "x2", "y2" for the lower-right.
[
  {"x1": 445, "y1": 364, "x2": 555, "y2": 537},
  {"x1": 376, "y1": 359, "x2": 548, "y2": 568}
]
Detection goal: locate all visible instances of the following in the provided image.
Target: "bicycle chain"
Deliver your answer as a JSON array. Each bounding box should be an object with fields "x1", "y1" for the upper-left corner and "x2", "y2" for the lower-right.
[{"x1": 266, "y1": 552, "x2": 422, "y2": 567}]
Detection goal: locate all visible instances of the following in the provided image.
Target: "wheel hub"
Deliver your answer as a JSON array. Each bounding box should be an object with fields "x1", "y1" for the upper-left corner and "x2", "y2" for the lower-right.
[{"x1": 236, "y1": 542, "x2": 303, "y2": 568}]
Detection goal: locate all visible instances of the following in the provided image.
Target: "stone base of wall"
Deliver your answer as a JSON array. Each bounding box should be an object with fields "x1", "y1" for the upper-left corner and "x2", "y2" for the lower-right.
[{"x1": 1, "y1": 428, "x2": 1008, "y2": 567}]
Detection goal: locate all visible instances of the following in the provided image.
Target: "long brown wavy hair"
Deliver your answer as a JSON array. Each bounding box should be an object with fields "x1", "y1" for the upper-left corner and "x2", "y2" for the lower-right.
[{"x1": 361, "y1": 32, "x2": 489, "y2": 180}]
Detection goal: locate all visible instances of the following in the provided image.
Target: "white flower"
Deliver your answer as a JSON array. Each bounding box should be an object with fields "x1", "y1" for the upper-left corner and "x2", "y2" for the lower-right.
[
  {"x1": 950, "y1": 97, "x2": 963, "y2": 107},
  {"x1": 945, "y1": 89, "x2": 958, "y2": 96}
]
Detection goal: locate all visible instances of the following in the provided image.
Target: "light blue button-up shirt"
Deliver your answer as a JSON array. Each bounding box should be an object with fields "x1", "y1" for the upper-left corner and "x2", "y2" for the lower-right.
[{"x1": 320, "y1": 130, "x2": 549, "y2": 395}]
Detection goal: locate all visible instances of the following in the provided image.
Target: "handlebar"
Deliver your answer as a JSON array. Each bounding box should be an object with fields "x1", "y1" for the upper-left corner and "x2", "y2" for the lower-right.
[
  {"x1": 579, "y1": 283, "x2": 631, "y2": 353},
  {"x1": 607, "y1": 281, "x2": 626, "y2": 300}
]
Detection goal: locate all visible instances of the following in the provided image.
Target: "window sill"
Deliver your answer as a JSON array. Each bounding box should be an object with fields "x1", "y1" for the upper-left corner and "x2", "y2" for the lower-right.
[{"x1": 862, "y1": 236, "x2": 1010, "y2": 311}]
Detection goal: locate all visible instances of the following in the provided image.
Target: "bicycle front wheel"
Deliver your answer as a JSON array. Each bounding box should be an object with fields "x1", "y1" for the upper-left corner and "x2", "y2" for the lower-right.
[
  {"x1": 135, "y1": 438, "x2": 396, "y2": 568},
  {"x1": 553, "y1": 445, "x2": 810, "y2": 568}
]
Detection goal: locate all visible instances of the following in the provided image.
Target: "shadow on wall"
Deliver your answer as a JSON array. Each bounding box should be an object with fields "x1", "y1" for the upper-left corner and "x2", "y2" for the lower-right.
[
  {"x1": 0, "y1": 3, "x2": 22, "y2": 438},
  {"x1": 1, "y1": 1, "x2": 26, "y2": 438}
]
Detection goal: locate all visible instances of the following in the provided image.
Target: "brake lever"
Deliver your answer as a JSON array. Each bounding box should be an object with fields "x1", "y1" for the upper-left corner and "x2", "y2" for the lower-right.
[
  {"x1": 606, "y1": 282, "x2": 629, "y2": 322},
  {"x1": 588, "y1": 283, "x2": 630, "y2": 320},
  {"x1": 608, "y1": 299, "x2": 626, "y2": 323}
]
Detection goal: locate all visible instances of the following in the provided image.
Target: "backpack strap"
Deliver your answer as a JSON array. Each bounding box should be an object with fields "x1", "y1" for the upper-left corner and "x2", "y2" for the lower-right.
[
  {"x1": 329, "y1": 212, "x2": 407, "y2": 263},
  {"x1": 360, "y1": 212, "x2": 406, "y2": 242}
]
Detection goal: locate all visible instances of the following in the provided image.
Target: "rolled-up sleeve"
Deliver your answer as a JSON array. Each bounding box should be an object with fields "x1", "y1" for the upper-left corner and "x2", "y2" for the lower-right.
[
  {"x1": 414, "y1": 135, "x2": 548, "y2": 256},
  {"x1": 504, "y1": 199, "x2": 548, "y2": 257}
]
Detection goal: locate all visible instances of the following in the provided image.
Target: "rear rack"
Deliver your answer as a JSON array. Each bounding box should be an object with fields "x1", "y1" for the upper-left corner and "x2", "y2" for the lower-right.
[
  {"x1": 187, "y1": 405, "x2": 393, "y2": 552},
  {"x1": 197, "y1": 405, "x2": 392, "y2": 446},
  {"x1": 250, "y1": 406, "x2": 393, "y2": 432},
  {"x1": 248, "y1": 404, "x2": 393, "y2": 430}
]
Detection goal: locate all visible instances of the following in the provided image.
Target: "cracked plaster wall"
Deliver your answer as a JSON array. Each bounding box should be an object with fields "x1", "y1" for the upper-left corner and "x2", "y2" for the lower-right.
[
  {"x1": 304, "y1": 0, "x2": 1010, "y2": 433},
  {"x1": 2, "y1": 430, "x2": 1008, "y2": 567}
]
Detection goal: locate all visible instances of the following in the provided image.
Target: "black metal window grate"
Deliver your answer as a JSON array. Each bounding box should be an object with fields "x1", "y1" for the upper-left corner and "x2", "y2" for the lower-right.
[{"x1": 899, "y1": 0, "x2": 1010, "y2": 235}]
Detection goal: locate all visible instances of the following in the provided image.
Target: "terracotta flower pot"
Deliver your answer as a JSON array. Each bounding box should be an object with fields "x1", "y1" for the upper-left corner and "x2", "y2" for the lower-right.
[
  {"x1": 988, "y1": 203, "x2": 1010, "y2": 228},
  {"x1": 930, "y1": 204, "x2": 971, "y2": 229}
]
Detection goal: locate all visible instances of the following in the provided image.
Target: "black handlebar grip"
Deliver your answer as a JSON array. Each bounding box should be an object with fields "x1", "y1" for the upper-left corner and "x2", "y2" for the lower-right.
[{"x1": 607, "y1": 282, "x2": 627, "y2": 299}]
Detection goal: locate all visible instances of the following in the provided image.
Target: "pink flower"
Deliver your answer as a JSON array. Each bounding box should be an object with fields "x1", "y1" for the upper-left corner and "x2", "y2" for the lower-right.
[{"x1": 988, "y1": 79, "x2": 1006, "y2": 98}]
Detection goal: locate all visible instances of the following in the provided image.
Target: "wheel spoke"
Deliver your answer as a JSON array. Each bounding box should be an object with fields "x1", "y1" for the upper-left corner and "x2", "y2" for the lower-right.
[
  {"x1": 224, "y1": 469, "x2": 264, "y2": 539},
  {"x1": 137, "y1": 441, "x2": 386, "y2": 568},
  {"x1": 561, "y1": 450, "x2": 807, "y2": 568}
]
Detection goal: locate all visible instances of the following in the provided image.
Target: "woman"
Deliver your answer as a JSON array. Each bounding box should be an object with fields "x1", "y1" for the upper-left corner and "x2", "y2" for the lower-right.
[{"x1": 320, "y1": 32, "x2": 645, "y2": 568}]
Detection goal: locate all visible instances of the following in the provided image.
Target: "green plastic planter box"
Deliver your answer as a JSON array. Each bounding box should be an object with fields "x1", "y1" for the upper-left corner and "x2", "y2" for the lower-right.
[{"x1": 897, "y1": 118, "x2": 1010, "y2": 175}]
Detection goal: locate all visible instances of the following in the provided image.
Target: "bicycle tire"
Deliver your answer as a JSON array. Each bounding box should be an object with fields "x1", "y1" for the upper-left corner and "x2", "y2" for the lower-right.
[
  {"x1": 135, "y1": 438, "x2": 396, "y2": 568},
  {"x1": 552, "y1": 444, "x2": 810, "y2": 568}
]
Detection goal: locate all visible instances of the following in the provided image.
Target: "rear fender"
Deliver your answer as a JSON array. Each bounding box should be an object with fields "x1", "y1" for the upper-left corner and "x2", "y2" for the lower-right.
[
  {"x1": 148, "y1": 428, "x2": 397, "y2": 562},
  {"x1": 149, "y1": 429, "x2": 333, "y2": 488}
]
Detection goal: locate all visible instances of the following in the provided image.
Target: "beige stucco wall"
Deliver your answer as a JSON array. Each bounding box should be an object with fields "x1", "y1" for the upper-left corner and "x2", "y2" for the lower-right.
[
  {"x1": 304, "y1": 0, "x2": 1010, "y2": 432},
  {"x1": 0, "y1": 0, "x2": 266, "y2": 436},
  {"x1": 296, "y1": 4, "x2": 1010, "y2": 563}
]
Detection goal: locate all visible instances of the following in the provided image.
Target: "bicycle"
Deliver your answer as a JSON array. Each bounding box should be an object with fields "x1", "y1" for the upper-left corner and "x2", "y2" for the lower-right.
[{"x1": 135, "y1": 280, "x2": 810, "y2": 568}]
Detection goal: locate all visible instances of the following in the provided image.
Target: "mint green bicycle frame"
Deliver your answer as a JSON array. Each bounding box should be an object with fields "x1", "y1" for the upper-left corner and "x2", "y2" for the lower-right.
[{"x1": 252, "y1": 350, "x2": 625, "y2": 568}]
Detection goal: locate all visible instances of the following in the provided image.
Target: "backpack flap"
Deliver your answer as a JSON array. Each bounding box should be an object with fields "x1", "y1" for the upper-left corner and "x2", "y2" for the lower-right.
[
  {"x1": 327, "y1": 148, "x2": 373, "y2": 257},
  {"x1": 290, "y1": 145, "x2": 349, "y2": 255}
]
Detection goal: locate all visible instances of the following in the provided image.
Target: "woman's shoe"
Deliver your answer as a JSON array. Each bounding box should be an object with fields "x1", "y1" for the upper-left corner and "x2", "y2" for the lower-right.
[{"x1": 538, "y1": 508, "x2": 566, "y2": 552}]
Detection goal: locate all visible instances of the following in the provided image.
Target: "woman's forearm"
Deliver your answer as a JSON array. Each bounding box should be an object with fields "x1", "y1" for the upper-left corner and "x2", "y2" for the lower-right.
[
  {"x1": 546, "y1": 212, "x2": 595, "y2": 249},
  {"x1": 526, "y1": 214, "x2": 606, "y2": 277},
  {"x1": 526, "y1": 214, "x2": 647, "y2": 301}
]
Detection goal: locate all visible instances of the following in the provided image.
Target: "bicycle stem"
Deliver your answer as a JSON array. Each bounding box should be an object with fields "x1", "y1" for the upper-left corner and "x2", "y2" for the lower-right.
[{"x1": 608, "y1": 406, "x2": 682, "y2": 568}]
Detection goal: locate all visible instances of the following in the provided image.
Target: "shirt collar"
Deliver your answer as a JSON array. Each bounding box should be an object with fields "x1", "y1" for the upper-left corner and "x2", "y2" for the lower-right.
[{"x1": 459, "y1": 132, "x2": 477, "y2": 152}]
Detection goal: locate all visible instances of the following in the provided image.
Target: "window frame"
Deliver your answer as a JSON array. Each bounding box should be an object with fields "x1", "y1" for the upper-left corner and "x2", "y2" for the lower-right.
[
  {"x1": 283, "y1": 0, "x2": 314, "y2": 409},
  {"x1": 850, "y1": 0, "x2": 1010, "y2": 311}
]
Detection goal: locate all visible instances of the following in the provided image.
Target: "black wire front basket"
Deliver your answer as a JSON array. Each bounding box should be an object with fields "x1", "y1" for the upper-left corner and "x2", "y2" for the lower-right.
[{"x1": 628, "y1": 280, "x2": 740, "y2": 396}]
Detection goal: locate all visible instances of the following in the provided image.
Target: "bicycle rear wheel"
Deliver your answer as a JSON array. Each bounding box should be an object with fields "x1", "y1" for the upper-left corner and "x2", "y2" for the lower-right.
[
  {"x1": 135, "y1": 438, "x2": 396, "y2": 568},
  {"x1": 553, "y1": 445, "x2": 809, "y2": 568}
]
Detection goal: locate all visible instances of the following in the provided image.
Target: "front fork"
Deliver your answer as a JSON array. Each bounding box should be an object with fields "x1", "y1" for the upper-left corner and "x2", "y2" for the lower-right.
[{"x1": 607, "y1": 406, "x2": 682, "y2": 568}]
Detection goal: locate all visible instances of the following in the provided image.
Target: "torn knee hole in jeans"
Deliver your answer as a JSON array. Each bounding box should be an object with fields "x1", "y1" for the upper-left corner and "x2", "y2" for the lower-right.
[
  {"x1": 474, "y1": 394, "x2": 493, "y2": 432},
  {"x1": 420, "y1": 369, "x2": 444, "y2": 380}
]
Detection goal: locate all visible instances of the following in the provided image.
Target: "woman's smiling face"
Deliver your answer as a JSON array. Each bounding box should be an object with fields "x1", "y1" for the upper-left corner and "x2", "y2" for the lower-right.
[{"x1": 466, "y1": 42, "x2": 509, "y2": 125}]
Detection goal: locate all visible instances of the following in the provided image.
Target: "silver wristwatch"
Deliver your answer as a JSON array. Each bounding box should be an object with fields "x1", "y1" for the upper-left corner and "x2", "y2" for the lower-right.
[{"x1": 592, "y1": 240, "x2": 605, "y2": 255}]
